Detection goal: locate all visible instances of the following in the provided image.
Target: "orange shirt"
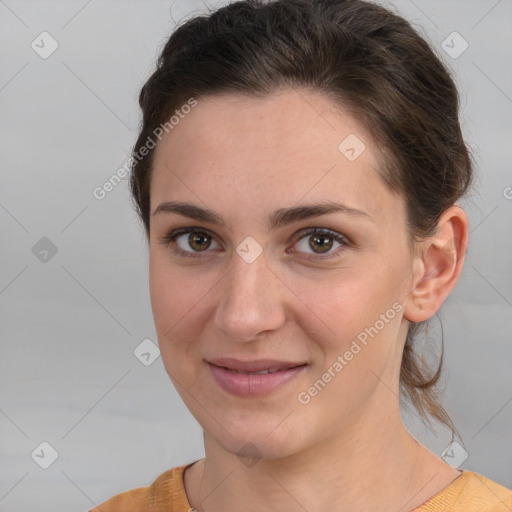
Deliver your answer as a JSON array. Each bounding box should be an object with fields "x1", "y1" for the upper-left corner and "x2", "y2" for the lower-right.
[{"x1": 90, "y1": 463, "x2": 512, "y2": 512}]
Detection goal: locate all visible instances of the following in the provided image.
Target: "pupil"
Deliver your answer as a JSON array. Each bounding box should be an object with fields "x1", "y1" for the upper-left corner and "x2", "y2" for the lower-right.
[{"x1": 310, "y1": 235, "x2": 332, "y2": 253}]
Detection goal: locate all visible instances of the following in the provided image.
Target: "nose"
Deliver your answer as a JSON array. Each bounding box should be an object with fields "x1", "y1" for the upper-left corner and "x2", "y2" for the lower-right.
[{"x1": 213, "y1": 246, "x2": 287, "y2": 342}]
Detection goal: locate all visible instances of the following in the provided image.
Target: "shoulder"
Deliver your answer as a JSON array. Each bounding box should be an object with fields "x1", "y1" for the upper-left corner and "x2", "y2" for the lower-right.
[
  {"x1": 88, "y1": 463, "x2": 193, "y2": 512},
  {"x1": 414, "y1": 470, "x2": 512, "y2": 512}
]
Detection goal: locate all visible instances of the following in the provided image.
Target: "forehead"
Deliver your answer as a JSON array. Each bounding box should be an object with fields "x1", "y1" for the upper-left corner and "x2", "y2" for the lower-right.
[{"x1": 150, "y1": 88, "x2": 405, "y2": 231}]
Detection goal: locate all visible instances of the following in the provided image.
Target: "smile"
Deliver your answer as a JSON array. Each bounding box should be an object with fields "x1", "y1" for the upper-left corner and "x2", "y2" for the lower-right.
[
  {"x1": 207, "y1": 358, "x2": 308, "y2": 398},
  {"x1": 225, "y1": 368, "x2": 282, "y2": 375}
]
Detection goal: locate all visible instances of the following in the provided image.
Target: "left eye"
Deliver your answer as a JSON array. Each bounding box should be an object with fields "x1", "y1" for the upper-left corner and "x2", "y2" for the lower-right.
[{"x1": 290, "y1": 228, "x2": 348, "y2": 260}]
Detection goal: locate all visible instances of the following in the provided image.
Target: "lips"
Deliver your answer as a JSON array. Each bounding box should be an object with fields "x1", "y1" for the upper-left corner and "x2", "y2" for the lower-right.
[{"x1": 207, "y1": 358, "x2": 308, "y2": 398}]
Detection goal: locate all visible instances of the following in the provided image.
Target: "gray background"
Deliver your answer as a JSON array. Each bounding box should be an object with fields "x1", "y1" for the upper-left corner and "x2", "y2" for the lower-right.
[{"x1": 0, "y1": 0, "x2": 511, "y2": 510}]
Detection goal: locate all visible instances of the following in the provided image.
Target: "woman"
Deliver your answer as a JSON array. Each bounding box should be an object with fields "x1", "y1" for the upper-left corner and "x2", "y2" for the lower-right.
[{"x1": 91, "y1": 0, "x2": 511, "y2": 510}]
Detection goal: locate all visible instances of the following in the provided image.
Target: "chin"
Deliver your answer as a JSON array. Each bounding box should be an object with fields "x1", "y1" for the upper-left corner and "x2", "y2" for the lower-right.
[
  {"x1": 201, "y1": 411, "x2": 310, "y2": 463},
  {"x1": 218, "y1": 434, "x2": 302, "y2": 464}
]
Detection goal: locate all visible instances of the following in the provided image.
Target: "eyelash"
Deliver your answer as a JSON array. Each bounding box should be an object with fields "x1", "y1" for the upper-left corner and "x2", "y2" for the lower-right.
[{"x1": 159, "y1": 227, "x2": 350, "y2": 262}]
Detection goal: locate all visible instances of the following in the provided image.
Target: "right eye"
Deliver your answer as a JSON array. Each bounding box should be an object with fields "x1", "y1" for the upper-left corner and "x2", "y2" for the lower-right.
[{"x1": 160, "y1": 228, "x2": 222, "y2": 258}]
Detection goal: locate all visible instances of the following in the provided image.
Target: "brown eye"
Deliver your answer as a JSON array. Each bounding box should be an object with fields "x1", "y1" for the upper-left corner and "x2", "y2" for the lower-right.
[
  {"x1": 187, "y1": 232, "x2": 212, "y2": 251},
  {"x1": 161, "y1": 228, "x2": 221, "y2": 258},
  {"x1": 291, "y1": 228, "x2": 349, "y2": 261},
  {"x1": 309, "y1": 234, "x2": 334, "y2": 253}
]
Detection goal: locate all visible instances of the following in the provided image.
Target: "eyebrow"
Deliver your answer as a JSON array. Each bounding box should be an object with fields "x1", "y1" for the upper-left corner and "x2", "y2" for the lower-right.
[{"x1": 153, "y1": 200, "x2": 374, "y2": 230}]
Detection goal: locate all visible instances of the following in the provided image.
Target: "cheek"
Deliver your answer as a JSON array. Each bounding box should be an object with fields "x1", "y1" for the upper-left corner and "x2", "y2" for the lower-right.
[
  {"x1": 293, "y1": 264, "x2": 406, "y2": 403},
  {"x1": 298, "y1": 274, "x2": 404, "y2": 414},
  {"x1": 149, "y1": 254, "x2": 199, "y2": 348},
  {"x1": 149, "y1": 261, "x2": 177, "y2": 336},
  {"x1": 148, "y1": 252, "x2": 220, "y2": 375},
  {"x1": 294, "y1": 264, "x2": 401, "y2": 343}
]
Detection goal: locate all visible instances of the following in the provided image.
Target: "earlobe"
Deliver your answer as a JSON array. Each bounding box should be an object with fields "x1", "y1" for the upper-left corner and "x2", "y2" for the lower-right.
[{"x1": 403, "y1": 206, "x2": 468, "y2": 323}]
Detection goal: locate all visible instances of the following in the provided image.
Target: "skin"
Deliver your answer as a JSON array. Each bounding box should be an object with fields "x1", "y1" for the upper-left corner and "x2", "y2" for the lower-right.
[{"x1": 148, "y1": 88, "x2": 468, "y2": 512}]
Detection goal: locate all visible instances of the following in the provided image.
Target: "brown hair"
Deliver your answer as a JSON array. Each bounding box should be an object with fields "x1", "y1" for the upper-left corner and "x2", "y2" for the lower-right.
[{"x1": 130, "y1": 0, "x2": 472, "y2": 439}]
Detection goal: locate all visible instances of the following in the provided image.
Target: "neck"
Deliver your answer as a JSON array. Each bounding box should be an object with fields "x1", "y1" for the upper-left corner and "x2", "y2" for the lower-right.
[{"x1": 185, "y1": 402, "x2": 457, "y2": 512}]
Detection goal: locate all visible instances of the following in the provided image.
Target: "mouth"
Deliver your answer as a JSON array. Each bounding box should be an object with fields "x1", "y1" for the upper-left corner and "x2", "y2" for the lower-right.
[
  {"x1": 207, "y1": 358, "x2": 308, "y2": 398},
  {"x1": 208, "y1": 357, "x2": 306, "y2": 372},
  {"x1": 225, "y1": 368, "x2": 286, "y2": 375}
]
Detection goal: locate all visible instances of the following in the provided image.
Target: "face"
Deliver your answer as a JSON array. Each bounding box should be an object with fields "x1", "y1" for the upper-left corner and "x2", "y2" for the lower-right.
[{"x1": 149, "y1": 88, "x2": 416, "y2": 460}]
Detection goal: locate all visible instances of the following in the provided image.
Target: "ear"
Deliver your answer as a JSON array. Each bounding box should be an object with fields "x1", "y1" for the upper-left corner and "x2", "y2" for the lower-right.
[{"x1": 403, "y1": 205, "x2": 469, "y2": 323}]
